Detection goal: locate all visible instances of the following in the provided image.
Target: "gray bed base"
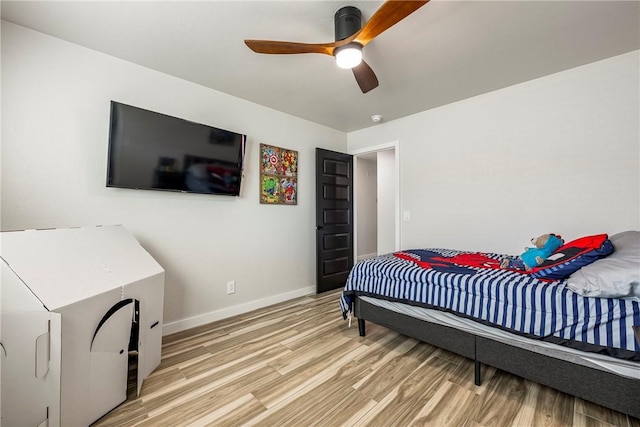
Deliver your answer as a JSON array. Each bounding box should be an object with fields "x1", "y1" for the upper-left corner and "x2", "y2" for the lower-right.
[{"x1": 354, "y1": 297, "x2": 640, "y2": 419}]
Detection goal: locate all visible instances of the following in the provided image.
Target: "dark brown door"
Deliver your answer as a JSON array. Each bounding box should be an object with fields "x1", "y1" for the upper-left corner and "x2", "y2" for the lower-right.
[{"x1": 315, "y1": 148, "x2": 354, "y2": 293}]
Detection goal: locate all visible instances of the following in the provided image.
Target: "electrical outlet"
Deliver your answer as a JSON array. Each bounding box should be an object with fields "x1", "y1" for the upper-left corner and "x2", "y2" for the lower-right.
[{"x1": 226, "y1": 280, "x2": 236, "y2": 295}]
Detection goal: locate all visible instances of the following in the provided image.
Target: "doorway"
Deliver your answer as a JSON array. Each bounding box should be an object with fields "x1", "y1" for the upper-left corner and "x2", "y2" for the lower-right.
[{"x1": 352, "y1": 142, "x2": 400, "y2": 261}]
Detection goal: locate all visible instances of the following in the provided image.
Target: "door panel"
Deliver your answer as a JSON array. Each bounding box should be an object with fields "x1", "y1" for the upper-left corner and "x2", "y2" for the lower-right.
[
  {"x1": 315, "y1": 148, "x2": 354, "y2": 293},
  {"x1": 323, "y1": 233, "x2": 350, "y2": 251},
  {"x1": 124, "y1": 276, "x2": 164, "y2": 396},
  {"x1": 89, "y1": 299, "x2": 134, "y2": 423}
]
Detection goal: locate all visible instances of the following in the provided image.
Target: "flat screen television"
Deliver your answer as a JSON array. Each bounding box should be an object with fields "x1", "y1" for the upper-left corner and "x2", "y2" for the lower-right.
[{"x1": 107, "y1": 101, "x2": 246, "y2": 196}]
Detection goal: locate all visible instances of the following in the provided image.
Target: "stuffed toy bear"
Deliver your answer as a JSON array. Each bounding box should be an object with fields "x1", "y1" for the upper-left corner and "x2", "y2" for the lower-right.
[{"x1": 501, "y1": 233, "x2": 564, "y2": 271}]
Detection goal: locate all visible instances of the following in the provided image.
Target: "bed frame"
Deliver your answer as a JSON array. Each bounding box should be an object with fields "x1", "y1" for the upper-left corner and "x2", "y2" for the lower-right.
[{"x1": 354, "y1": 296, "x2": 640, "y2": 419}]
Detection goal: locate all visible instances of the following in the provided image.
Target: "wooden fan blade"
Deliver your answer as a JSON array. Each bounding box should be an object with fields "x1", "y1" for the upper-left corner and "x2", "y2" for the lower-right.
[
  {"x1": 354, "y1": 0, "x2": 430, "y2": 47},
  {"x1": 352, "y1": 60, "x2": 379, "y2": 94},
  {"x1": 244, "y1": 39, "x2": 335, "y2": 56}
]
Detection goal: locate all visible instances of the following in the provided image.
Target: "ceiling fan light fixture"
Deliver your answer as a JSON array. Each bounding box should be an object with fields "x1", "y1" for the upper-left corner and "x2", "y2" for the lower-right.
[
  {"x1": 245, "y1": 1, "x2": 429, "y2": 93},
  {"x1": 335, "y1": 43, "x2": 363, "y2": 69}
]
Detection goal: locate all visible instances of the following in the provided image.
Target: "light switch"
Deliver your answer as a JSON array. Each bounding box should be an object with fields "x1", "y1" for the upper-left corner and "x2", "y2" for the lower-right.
[{"x1": 403, "y1": 211, "x2": 411, "y2": 221}]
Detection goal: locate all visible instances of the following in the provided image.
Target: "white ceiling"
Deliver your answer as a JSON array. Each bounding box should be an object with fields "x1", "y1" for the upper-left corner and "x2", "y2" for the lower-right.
[{"x1": 2, "y1": 1, "x2": 639, "y2": 132}]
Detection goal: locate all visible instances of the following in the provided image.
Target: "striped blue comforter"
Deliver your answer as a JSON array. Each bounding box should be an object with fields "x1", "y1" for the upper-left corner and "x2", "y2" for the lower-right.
[{"x1": 340, "y1": 248, "x2": 640, "y2": 359}]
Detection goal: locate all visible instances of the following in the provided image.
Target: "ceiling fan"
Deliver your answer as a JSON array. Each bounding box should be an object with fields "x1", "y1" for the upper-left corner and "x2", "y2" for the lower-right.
[{"x1": 244, "y1": 1, "x2": 429, "y2": 94}]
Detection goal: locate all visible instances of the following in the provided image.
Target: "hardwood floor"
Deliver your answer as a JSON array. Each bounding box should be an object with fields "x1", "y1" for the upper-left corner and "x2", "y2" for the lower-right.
[{"x1": 93, "y1": 290, "x2": 640, "y2": 427}]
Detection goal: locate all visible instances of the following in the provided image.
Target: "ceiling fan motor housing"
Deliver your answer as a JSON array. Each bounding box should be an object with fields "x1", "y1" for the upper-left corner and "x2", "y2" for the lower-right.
[{"x1": 334, "y1": 6, "x2": 362, "y2": 41}]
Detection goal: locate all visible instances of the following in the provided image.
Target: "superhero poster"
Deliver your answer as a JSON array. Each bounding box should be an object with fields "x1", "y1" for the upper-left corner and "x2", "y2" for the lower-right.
[
  {"x1": 280, "y1": 177, "x2": 297, "y2": 205},
  {"x1": 260, "y1": 144, "x2": 298, "y2": 205},
  {"x1": 260, "y1": 144, "x2": 280, "y2": 175}
]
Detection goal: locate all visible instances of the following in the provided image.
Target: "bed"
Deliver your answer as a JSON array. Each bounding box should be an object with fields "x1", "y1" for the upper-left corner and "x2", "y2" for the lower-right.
[{"x1": 340, "y1": 231, "x2": 640, "y2": 418}]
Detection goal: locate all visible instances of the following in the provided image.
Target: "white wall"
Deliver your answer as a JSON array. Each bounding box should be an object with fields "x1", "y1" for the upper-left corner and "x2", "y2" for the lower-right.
[
  {"x1": 348, "y1": 51, "x2": 640, "y2": 254},
  {"x1": 1, "y1": 22, "x2": 347, "y2": 333},
  {"x1": 356, "y1": 157, "x2": 377, "y2": 259},
  {"x1": 4, "y1": 21, "x2": 638, "y2": 333},
  {"x1": 377, "y1": 149, "x2": 396, "y2": 255}
]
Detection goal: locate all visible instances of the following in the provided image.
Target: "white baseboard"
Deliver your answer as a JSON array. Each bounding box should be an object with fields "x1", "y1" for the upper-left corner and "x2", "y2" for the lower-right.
[
  {"x1": 162, "y1": 286, "x2": 316, "y2": 336},
  {"x1": 357, "y1": 252, "x2": 377, "y2": 261}
]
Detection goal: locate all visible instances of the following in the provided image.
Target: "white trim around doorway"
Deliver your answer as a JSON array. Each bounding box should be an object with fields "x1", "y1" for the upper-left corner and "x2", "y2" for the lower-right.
[{"x1": 349, "y1": 140, "x2": 401, "y2": 263}]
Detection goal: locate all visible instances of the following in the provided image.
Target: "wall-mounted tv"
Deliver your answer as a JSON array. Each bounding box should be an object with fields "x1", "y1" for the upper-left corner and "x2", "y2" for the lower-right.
[{"x1": 107, "y1": 101, "x2": 246, "y2": 196}]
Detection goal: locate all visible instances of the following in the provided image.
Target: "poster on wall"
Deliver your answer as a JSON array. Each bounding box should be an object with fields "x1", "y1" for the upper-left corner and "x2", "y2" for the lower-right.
[{"x1": 260, "y1": 143, "x2": 298, "y2": 205}]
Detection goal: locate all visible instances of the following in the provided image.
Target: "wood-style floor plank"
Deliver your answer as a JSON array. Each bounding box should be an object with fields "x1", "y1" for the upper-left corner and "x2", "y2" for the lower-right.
[
  {"x1": 252, "y1": 341, "x2": 368, "y2": 409},
  {"x1": 92, "y1": 290, "x2": 639, "y2": 427},
  {"x1": 473, "y1": 369, "x2": 530, "y2": 426},
  {"x1": 410, "y1": 381, "x2": 482, "y2": 427},
  {"x1": 356, "y1": 356, "x2": 457, "y2": 427}
]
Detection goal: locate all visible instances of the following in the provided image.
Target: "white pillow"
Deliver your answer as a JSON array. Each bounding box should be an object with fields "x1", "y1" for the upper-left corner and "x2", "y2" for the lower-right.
[{"x1": 567, "y1": 231, "x2": 639, "y2": 299}]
